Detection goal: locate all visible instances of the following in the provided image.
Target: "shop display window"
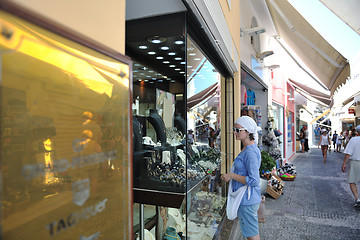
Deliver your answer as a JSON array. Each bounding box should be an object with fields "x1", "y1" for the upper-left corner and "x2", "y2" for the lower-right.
[
  {"x1": 127, "y1": 12, "x2": 226, "y2": 239},
  {"x1": 0, "y1": 10, "x2": 132, "y2": 239}
]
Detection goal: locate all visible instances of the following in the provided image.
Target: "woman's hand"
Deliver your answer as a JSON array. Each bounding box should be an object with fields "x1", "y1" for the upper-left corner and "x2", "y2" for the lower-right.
[{"x1": 221, "y1": 173, "x2": 232, "y2": 182}]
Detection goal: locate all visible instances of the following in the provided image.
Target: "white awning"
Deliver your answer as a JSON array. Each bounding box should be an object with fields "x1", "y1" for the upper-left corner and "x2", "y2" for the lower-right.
[
  {"x1": 266, "y1": 0, "x2": 350, "y2": 95},
  {"x1": 320, "y1": 0, "x2": 360, "y2": 36},
  {"x1": 288, "y1": 79, "x2": 331, "y2": 106}
]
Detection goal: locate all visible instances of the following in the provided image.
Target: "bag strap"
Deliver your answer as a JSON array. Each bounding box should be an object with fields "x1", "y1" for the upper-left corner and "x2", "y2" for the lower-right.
[{"x1": 164, "y1": 232, "x2": 180, "y2": 240}]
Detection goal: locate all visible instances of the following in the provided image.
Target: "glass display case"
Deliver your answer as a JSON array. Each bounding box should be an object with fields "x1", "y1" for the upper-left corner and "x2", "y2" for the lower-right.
[
  {"x1": 0, "y1": 9, "x2": 132, "y2": 240},
  {"x1": 127, "y1": 12, "x2": 226, "y2": 239}
]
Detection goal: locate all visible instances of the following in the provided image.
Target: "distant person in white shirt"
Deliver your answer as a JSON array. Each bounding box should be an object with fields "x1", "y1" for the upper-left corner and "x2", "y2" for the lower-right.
[
  {"x1": 318, "y1": 129, "x2": 330, "y2": 163},
  {"x1": 342, "y1": 125, "x2": 360, "y2": 210}
]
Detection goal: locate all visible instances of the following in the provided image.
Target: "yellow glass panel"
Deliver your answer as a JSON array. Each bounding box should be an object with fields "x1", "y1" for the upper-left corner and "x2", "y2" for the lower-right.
[{"x1": 0, "y1": 11, "x2": 131, "y2": 239}]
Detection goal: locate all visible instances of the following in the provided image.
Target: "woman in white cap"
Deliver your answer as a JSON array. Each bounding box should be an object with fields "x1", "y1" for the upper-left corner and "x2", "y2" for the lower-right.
[
  {"x1": 319, "y1": 128, "x2": 331, "y2": 163},
  {"x1": 221, "y1": 116, "x2": 261, "y2": 240}
]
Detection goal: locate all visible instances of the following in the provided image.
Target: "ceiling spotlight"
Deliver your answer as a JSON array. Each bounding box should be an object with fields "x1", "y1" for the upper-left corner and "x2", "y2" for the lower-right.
[
  {"x1": 174, "y1": 40, "x2": 184, "y2": 45},
  {"x1": 168, "y1": 52, "x2": 176, "y2": 56},
  {"x1": 156, "y1": 56, "x2": 164, "y2": 60},
  {"x1": 240, "y1": 27, "x2": 266, "y2": 37},
  {"x1": 138, "y1": 45, "x2": 148, "y2": 49},
  {"x1": 160, "y1": 46, "x2": 169, "y2": 50},
  {"x1": 189, "y1": 53, "x2": 196, "y2": 56},
  {"x1": 163, "y1": 61, "x2": 170, "y2": 64},
  {"x1": 147, "y1": 35, "x2": 166, "y2": 44},
  {"x1": 175, "y1": 57, "x2": 182, "y2": 60},
  {"x1": 148, "y1": 51, "x2": 156, "y2": 55}
]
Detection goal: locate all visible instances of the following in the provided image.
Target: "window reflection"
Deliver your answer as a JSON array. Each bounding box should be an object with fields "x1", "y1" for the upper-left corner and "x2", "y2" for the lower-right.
[
  {"x1": 186, "y1": 36, "x2": 225, "y2": 239},
  {"x1": 0, "y1": 11, "x2": 131, "y2": 239}
]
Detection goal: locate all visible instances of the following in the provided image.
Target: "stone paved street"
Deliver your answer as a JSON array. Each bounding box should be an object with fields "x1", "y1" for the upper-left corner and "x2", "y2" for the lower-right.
[{"x1": 220, "y1": 147, "x2": 360, "y2": 240}]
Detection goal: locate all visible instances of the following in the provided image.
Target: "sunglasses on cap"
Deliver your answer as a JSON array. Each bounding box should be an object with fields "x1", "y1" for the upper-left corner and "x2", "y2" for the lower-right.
[{"x1": 233, "y1": 127, "x2": 246, "y2": 133}]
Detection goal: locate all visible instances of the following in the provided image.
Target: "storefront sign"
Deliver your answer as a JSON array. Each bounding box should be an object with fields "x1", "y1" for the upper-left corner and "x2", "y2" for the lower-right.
[
  {"x1": 21, "y1": 150, "x2": 117, "y2": 180},
  {"x1": 46, "y1": 198, "x2": 108, "y2": 237},
  {"x1": 0, "y1": 10, "x2": 132, "y2": 240}
]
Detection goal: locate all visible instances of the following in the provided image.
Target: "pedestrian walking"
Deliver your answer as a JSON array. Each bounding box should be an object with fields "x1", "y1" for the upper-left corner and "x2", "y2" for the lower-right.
[
  {"x1": 304, "y1": 126, "x2": 309, "y2": 152},
  {"x1": 342, "y1": 125, "x2": 360, "y2": 210},
  {"x1": 221, "y1": 116, "x2": 261, "y2": 240},
  {"x1": 318, "y1": 129, "x2": 330, "y2": 163},
  {"x1": 332, "y1": 130, "x2": 338, "y2": 150},
  {"x1": 208, "y1": 127, "x2": 216, "y2": 148},
  {"x1": 299, "y1": 127, "x2": 305, "y2": 153},
  {"x1": 336, "y1": 131, "x2": 344, "y2": 152},
  {"x1": 187, "y1": 129, "x2": 194, "y2": 144},
  {"x1": 344, "y1": 130, "x2": 350, "y2": 148}
]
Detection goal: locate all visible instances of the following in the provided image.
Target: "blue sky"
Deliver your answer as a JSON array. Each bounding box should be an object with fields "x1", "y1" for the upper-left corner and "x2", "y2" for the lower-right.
[
  {"x1": 288, "y1": 0, "x2": 360, "y2": 63},
  {"x1": 188, "y1": 59, "x2": 218, "y2": 96}
]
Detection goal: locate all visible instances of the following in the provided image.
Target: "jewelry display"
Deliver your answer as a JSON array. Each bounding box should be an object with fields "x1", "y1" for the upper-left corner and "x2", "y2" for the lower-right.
[
  {"x1": 133, "y1": 110, "x2": 226, "y2": 239},
  {"x1": 167, "y1": 208, "x2": 185, "y2": 233},
  {"x1": 176, "y1": 149, "x2": 186, "y2": 165},
  {"x1": 197, "y1": 160, "x2": 217, "y2": 172},
  {"x1": 166, "y1": 127, "x2": 185, "y2": 146},
  {"x1": 142, "y1": 136, "x2": 158, "y2": 146}
]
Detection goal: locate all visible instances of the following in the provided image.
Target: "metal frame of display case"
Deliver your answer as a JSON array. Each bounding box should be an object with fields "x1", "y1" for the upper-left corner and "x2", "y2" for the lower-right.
[{"x1": 133, "y1": 175, "x2": 207, "y2": 208}]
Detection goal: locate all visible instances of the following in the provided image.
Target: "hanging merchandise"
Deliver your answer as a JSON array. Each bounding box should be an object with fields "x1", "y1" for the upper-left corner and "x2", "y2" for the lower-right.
[
  {"x1": 241, "y1": 106, "x2": 261, "y2": 126},
  {"x1": 246, "y1": 89, "x2": 256, "y2": 105},
  {"x1": 241, "y1": 84, "x2": 247, "y2": 105},
  {"x1": 262, "y1": 120, "x2": 282, "y2": 168}
]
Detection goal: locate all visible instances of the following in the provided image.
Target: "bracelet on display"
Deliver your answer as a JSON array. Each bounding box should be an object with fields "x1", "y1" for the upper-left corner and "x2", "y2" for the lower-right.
[
  {"x1": 179, "y1": 167, "x2": 186, "y2": 177},
  {"x1": 155, "y1": 168, "x2": 161, "y2": 177},
  {"x1": 159, "y1": 173, "x2": 167, "y2": 181}
]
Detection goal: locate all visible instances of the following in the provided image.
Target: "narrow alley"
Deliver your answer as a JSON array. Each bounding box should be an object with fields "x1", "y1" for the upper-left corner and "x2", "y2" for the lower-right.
[{"x1": 223, "y1": 147, "x2": 360, "y2": 240}]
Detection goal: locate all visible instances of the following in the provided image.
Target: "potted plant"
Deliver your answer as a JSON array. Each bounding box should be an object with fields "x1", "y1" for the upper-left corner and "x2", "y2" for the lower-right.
[{"x1": 260, "y1": 150, "x2": 276, "y2": 177}]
